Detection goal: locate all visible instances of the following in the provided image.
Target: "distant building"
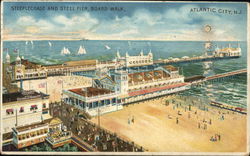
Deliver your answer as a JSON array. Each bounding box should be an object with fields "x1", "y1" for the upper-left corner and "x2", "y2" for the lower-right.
[
  {"x1": 116, "y1": 50, "x2": 153, "y2": 67},
  {"x1": 7, "y1": 56, "x2": 98, "y2": 81},
  {"x1": 214, "y1": 44, "x2": 241, "y2": 57},
  {"x1": 11, "y1": 56, "x2": 47, "y2": 81},
  {"x1": 2, "y1": 90, "x2": 50, "y2": 134}
]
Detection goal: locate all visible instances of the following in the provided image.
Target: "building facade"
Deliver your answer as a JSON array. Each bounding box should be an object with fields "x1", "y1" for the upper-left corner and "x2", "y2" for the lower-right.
[
  {"x1": 62, "y1": 87, "x2": 123, "y2": 116},
  {"x1": 62, "y1": 65, "x2": 189, "y2": 116},
  {"x1": 116, "y1": 50, "x2": 153, "y2": 67},
  {"x1": 214, "y1": 44, "x2": 241, "y2": 57},
  {"x1": 6, "y1": 54, "x2": 98, "y2": 81},
  {"x1": 2, "y1": 90, "x2": 51, "y2": 134},
  {"x1": 12, "y1": 117, "x2": 71, "y2": 149}
]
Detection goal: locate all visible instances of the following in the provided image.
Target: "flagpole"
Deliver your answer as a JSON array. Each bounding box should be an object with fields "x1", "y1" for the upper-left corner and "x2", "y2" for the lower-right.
[{"x1": 46, "y1": 81, "x2": 48, "y2": 94}]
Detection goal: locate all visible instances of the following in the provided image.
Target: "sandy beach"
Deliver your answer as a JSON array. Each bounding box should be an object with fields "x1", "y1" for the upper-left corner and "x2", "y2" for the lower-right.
[{"x1": 91, "y1": 95, "x2": 246, "y2": 152}]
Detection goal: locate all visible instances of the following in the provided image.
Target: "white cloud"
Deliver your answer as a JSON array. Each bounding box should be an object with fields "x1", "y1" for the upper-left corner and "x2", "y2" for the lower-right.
[
  {"x1": 4, "y1": 4, "x2": 246, "y2": 41},
  {"x1": 52, "y1": 13, "x2": 99, "y2": 32}
]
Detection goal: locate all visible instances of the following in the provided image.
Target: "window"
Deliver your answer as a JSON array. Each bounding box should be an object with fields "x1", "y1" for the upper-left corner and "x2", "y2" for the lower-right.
[
  {"x1": 19, "y1": 107, "x2": 24, "y2": 113},
  {"x1": 30, "y1": 105, "x2": 38, "y2": 111},
  {"x1": 42, "y1": 103, "x2": 46, "y2": 109},
  {"x1": 6, "y1": 109, "x2": 14, "y2": 115}
]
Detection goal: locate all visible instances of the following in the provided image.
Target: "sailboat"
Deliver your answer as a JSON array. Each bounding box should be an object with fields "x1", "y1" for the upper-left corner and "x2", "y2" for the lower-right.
[
  {"x1": 105, "y1": 45, "x2": 111, "y2": 50},
  {"x1": 77, "y1": 45, "x2": 86, "y2": 55},
  {"x1": 48, "y1": 41, "x2": 52, "y2": 47},
  {"x1": 30, "y1": 40, "x2": 34, "y2": 45},
  {"x1": 25, "y1": 41, "x2": 28, "y2": 45},
  {"x1": 61, "y1": 47, "x2": 71, "y2": 55}
]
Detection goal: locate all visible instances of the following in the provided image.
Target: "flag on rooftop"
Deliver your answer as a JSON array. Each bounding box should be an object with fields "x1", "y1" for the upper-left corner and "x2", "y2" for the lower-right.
[{"x1": 13, "y1": 48, "x2": 18, "y2": 53}]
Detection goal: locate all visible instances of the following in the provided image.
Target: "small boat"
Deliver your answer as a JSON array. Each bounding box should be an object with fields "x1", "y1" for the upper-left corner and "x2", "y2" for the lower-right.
[
  {"x1": 105, "y1": 45, "x2": 111, "y2": 50},
  {"x1": 48, "y1": 41, "x2": 52, "y2": 47},
  {"x1": 30, "y1": 40, "x2": 33, "y2": 45},
  {"x1": 77, "y1": 45, "x2": 86, "y2": 55},
  {"x1": 25, "y1": 41, "x2": 28, "y2": 45},
  {"x1": 61, "y1": 47, "x2": 71, "y2": 55}
]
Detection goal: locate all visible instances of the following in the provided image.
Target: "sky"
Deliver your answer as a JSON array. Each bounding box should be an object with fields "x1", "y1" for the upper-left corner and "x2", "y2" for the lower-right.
[{"x1": 2, "y1": 2, "x2": 248, "y2": 41}]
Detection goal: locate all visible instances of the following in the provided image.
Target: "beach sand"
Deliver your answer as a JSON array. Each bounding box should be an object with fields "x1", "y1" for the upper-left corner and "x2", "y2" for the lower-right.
[
  {"x1": 91, "y1": 95, "x2": 246, "y2": 152},
  {"x1": 16, "y1": 75, "x2": 92, "y2": 102}
]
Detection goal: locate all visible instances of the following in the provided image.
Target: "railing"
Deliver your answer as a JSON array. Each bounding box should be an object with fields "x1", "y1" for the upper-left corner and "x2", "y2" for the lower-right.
[
  {"x1": 206, "y1": 69, "x2": 247, "y2": 80},
  {"x1": 129, "y1": 76, "x2": 183, "y2": 86}
]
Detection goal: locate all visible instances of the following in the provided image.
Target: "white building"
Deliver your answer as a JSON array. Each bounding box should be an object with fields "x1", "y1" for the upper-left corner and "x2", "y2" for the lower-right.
[
  {"x1": 2, "y1": 90, "x2": 51, "y2": 134},
  {"x1": 214, "y1": 44, "x2": 241, "y2": 57},
  {"x1": 62, "y1": 87, "x2": 123, "y2": 116},
  {"x1": 116, "y1": 50, "x2": 153, "y2": 67}
]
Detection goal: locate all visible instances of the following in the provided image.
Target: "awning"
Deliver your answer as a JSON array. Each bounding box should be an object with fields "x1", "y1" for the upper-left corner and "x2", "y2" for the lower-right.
[
  {"x1": 31, "y1": 105, "x2": 37, "y2": 108},
  {"x1": 6, "y1": 109, "x2": 14, "y2": 112}
]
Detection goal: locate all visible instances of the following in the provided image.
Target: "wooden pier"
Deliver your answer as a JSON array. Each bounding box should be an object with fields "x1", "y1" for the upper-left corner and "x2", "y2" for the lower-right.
[
  {"x1": 154, "y1": 55, "x2": 240, "y2": 65},
  {"x1": 210, "y1": 101, "x2": 247, "y2": 115}
]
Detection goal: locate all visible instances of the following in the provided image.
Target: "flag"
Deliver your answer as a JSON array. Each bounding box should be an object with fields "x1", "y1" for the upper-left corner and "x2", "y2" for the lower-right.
[
  {"x1": 13, "y1": 48, "x2": 18, "y2": 53},
  {"x1": 38, "y1": 82, "x2": 46, "y2": 88}
]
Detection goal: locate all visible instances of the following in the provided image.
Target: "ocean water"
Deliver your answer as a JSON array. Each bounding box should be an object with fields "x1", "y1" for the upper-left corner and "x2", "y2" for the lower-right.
[{"x1": 3, "y1": 40, "x2": 247, "y2": 108}]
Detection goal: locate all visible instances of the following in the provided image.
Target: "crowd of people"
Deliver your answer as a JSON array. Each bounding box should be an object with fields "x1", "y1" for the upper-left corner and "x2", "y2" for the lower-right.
[{"x1": 51, "y1": 102, "x2": 144, "y2": 152}]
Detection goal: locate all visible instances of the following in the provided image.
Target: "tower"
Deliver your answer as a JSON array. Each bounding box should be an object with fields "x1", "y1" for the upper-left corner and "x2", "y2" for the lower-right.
[
  {"x1": 116, "y1": 50, "x2": 121, "y2": 59},
  {"x1": 6, "y1": 52, "x2": 10, "y2": 64},
  {"x1": 148, "y1": 49, "x2": 153, "y2": 57},
  {"x1": 140, "y1": 50, "x2": 144, "y2": 56},
  {"x1": 112, "y1": 70, "x2": 128, "y2": 94},
  {"x1": 16, "y1": 54, "x2": 21, "y2": 65}
]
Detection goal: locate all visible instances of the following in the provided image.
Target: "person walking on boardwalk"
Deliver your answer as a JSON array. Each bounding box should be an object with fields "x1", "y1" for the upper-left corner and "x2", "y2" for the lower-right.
[
  {"x1": 176, "y1": 117, "x2": 179, "y2": 124},
  {"x1": 204, "y1": 124, "x2": 207, "y2": 130},
  {"x1": 209, "y1": 119, "x2": 212, "y2": 125},
  {"x1": 131, "y1": 116, "x2": 134, "y2": 123},
  {"x1": 128, "y1": 118, "x2": 130, "y2": 125}
]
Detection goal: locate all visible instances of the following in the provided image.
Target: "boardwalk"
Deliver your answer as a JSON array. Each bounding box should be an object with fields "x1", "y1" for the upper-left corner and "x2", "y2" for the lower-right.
[
  {"x1": 154, "y1": 55, "x2": 240, "y2": 65},
  {"x1": 71, "y1": 135, "x2": 96, "y2": 152},
  {"x1": 205, "y1": 69, "x2": 247, "y2": 81},
  {"x1": 186, "y1": 69, "x2": 246, "y2": 85}
]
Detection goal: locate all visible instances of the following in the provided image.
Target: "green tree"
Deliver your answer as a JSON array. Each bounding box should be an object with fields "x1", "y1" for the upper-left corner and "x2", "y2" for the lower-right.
[
  {"x1": 30, "y1": 145, "x2": 39, "y2": 151},
  {"x1": 70, "y1": 146, "x2": 78, "y2": 151}
]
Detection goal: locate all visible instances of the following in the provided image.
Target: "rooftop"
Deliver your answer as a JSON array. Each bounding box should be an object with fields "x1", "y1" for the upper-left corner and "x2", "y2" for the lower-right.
[
  {"x1": 128, "y1": 70, "x2": 170, "y2": 84},
  {"x1": 69, "y1": 87, "x2": 114, "y2": 97},
  {"x1": 64, "y1": 59, "x2": 97, "y2": 66},
  {"x1": 3, "y1": 90, "x2": 49, "y2": 103},
  {"x1": 128, "y1": 83, "x2": 187, "y2": 96},
  {"x1": 15, "y1": 121, "x2": 48, "y2": 133},
  {"x1": 218, "y1": 47, "x2": 239, "y2": 52},
  {"x1": 163, "y1": 65, "x2": 178, "y2": 72},
  {"x1": 14, "y1": 117, "x2": 61, "y2": 133},
  {"x1": 11, "y1": 59, "x2": 40, "y2": 69}
]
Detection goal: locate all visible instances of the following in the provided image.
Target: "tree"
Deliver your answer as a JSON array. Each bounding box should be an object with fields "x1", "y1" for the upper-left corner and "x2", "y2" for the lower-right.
[
  {"x1": 70, "y1": 146, "x2": 78, "y2": 151},
  {"x1": 30, "y1": 145, "x2": 39, "y2": 151}
]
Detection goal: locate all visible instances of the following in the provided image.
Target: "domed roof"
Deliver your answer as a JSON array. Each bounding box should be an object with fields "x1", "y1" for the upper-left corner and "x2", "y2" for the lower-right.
[
  {"x1": 6, "y1": 52, "x2": 10, "y2": 59},
  {"x1": 16, "y1": 55, "x2": 21, "y2": 62},
  {"x1": 148, "y1": 50, "x2": 153, "y2": 56},
  {"x1": 140, "y1": 50, "x2": 144, "y2": 56}
]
